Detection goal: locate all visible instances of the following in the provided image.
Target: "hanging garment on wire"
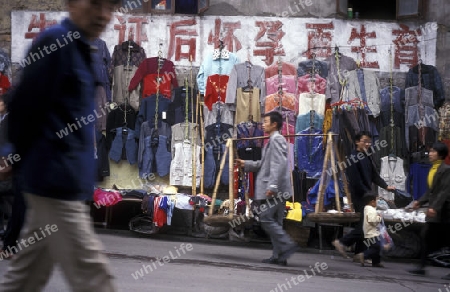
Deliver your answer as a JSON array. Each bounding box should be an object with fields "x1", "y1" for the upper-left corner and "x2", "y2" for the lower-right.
[
  {"x1": 295, "y1": 112, "x2": 324, "y2": 133},
  {"x1": 298, "y1": 92, "x2": 326, "y2": 116},
  {"x1": 439, "y1": 102, "x2": 450, "y2": 141},
  {"x1": 264, "y1": 92, "x2": 298, "y2": 114},
  {"x1": 92, "y1": 38, "x2": 112, "y2": 102},
  {"x1": 128, "y1": 57, "x2": 178, "y2": 99},
  {"x1": 265, "y1": 61, "x2": 297, "y2": 79},
  {"x1": 379, "y1": 125, "x2": 406, "y2": 159},
  {"x1": 347, "y1": 69, "x2": 381, "y2": 117},
  {"x1": 171, "y1": 122, "x2": 200, "y2": 149},
  {"x1": 225, "y1": 62, "x2": 266, "y2": 105},
  {"x1": 296, "y1": 128, "x2": 324, "y2": 178},
  {"x1": 379, "y1": 86, "x2": 405, "y2": 127},
  {"x1": 109, "y1": 127, "x2": 138, "y2": 164},
  {"x1": 167, "y1": 86, "x2": 199, "y2": 125},
  {"x1": 235, "y1": 88, "x2": 261, "y2": 124},
  {"x1": 236, "y1": 121, "x2": 264, "y2": 161},
  {"x1": 408, "y1": 163, "x2": 432, "y2": 200},
  {"x1": 153, "y1": 196, "x2": 168, "y2": 227},
  {"x1": 405, "y1": 63, "x2": 445, "y2": 109},
  {"x1": 297, "y1": 74, "x2": 327, "y2": 95},
  {"x1": 378, "y1": 156, "x2": 406, "y2": 201},
  {"x1": 138, "y1": 121, "x2": 171, "y2": 178},
  {"x1": 297, "y1": 59, "x2": 329, "y2": 78},
  {"x1": 105, "y1": 104, "x2": 137, "y2": 149},
  {"x1": 112, "y1": 65, "x2": 140, "y2": 111},
  {"x1": 134, "y1": 94, "x2": 171, "y2": 135},
  {"x1": 170, "y1": 141, "x2": 202, "y2": 187},
  {"x1": 197, "y1": 49, "x2": 240, "y2": 94},
  {"x1": 204, "y1": 74, "x2": 229, "y2": 110},
  {"x1": 94, "y1": 85, "x2": 108, "y2": 131},
  {"x1": 265, "y1": 75, "x2": 297, "y2": 95},
  {"x1": 108, "y1": 40, "x2": 146, "y2": 80},
  {"x1": 326, "y1": 54, "x2": 357, "y2": 103},
  {"x1": 203, "y1": 102, "x2": 234, "y2": 128}
]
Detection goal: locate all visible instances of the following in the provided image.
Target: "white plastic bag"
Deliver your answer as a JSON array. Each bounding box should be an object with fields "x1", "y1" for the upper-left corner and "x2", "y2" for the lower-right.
[{"x1": 379, "y1": 218, "x2": 394, "y2": 252}]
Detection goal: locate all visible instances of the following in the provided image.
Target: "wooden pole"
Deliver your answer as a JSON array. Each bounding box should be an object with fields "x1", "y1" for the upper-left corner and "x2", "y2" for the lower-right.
[
  {"x1": 315, "y1": 132, "x2": 332, "y2": 213},
  {"x1": 329, "y1": 135, "x2": 341, "y2": 212},
  {"x1": 333, "y1": 141, "x2": 354, "y2": 212},
  {"x1": 228, "y1": 139, "x2": 234, "y2": 220},
  {"x1": 199, "y1": 99, "x2": 205, "y2": 194},
  {"x1": 209, "y1": 139, "x2": 231, "y2": 216}
]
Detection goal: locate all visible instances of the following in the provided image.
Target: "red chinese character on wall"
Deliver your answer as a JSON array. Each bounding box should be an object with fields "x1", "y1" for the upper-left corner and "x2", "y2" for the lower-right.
[
  {"x1": 304, "y1": 22, "x2": 334, "y2": 58},
  {"x1": 25, "y1": 13, "x2": 57, "y2": 39},
  {"x1": 207, "y1": 18, "x2": 242, "y2": 52},
  {"x1": 392, "y1": 24, "x2": 421, "y2": 69},
  {"x1": 348, "y1": 24, "x2": 379, "y2": 69},
  {"x1": 167, "y1": 19, "x2": 198, "y2": 62},
  {"x1": 253, "y1": 21, "x2": 286, "y2": 66},
  {"x1": 114, "y1": 16, "x2": 148, "y2": 46}
]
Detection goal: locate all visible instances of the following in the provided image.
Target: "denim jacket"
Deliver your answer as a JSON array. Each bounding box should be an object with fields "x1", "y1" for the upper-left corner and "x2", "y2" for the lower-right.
[{"x1": 109, "y1": 127, "x2": 138, "y2": 164}]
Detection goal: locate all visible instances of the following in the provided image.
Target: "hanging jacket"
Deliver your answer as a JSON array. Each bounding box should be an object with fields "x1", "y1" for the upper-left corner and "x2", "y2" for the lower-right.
[
  {"x1": 405, "y1": 64, "x2": 445, "y2": 109},
  {"x1": 105, "y1": 104, "x2": 137, "y2": 149},
  {"x1": 297, "y1": 74, "x2": 327, "y2": 95},
  {"x1": 378, "y1": 156, "x2": 406, "y2": 200},
  {"x1": 128, "y1": 57, "x2": 178, "y2": 99},
  {"x1": 297, "y1": 59, "x2": 329, "y2": 78},
  {"x1": 326, "y1": 54, "x2": 357, "y2": 103},
  {"x1": 112, "y1": 65, "x2": 140, "y2": 110},
  {"x1": 108, "y1": 40, "x2": 146, "y2": 81},
  {"x1": 225, "y1": 62, "x2": 266, "y2": 107},
  {"x1": 92, "y1": 38, "x2": 112, "y2": 102},
  {"x1": 109, "y1": 127, "x2": 138, "y2": 164},
  {"x1": 167, "y1": 86, "x2": 199, "y2": 125},
  {"x1": 134, "y1": 94, "x2": 171, "y2": 136},
  {"x1": 347, "y1": 69, "x2": 381, "y2": 117}
]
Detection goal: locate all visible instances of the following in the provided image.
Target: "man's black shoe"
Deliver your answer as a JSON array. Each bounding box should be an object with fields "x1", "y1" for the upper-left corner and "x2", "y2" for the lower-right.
[
  {"x1": 278, "y1": 245, "x2": 299, "y2": 262},
  {"x1": 408, "y1": 268, "x2": 426, "y2": 275},
  {"x1": 262, "y1": 257, "x2": 278, "y2": 264}
]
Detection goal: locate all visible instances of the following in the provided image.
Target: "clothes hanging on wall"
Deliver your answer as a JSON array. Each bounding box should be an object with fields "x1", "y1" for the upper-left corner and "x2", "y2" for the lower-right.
[
  {"x1": 264, "y1": 92, "x2": 298, "y2": 114},
  {"x1": 265, "y1": 75, "x2": 297, "y2": 96},
  {"x1": 0, "y1": 48, "x2": 12, "y2": 86},
  {"x1": 234, "y1": 88, "x2": 261, "y2": 124},
  {"x1": 167, "y1": 86, "x2": 199, "y2": 126},
  {"x1": 111, "y1": 65, "x2": 140, "y2": 110},
  {"x1": 379, "y1": 125, "x2": 406, "y2": 158},
  {"x1": 109, "y1": 126, "x2": 138, "y2": 164},
  {"x1": 105, "y1": 104, "x2": 137, "y2": 149},
  {"x1": 95, "y1": 131, "x2": 110, "y2": 182},
  {"x1": 128, "y1": 57, "x2": 178, "y2": 99},
  {"x1": 108, "y1": 40, "x2": 146, "y2": 79},
  {"x1": 265, "y1": 61, "x2": 297, "y2": 79},
  {"x1": 225, "y1": 61, "x2": 266, "y2": 106},
  {"x1": 326, "y1": 53, "x2": 357, "y2": 103},
  {"x1": 236, "y1": 121, "x2": 263, "y2": 161},
  {"x1": 438, "y1": 101, "x2": 450, "y2": 141},
  {"x1": 171, "y1": 122, "x2": 201, "y2": 149},
  {"x1": 170, "y1": 141, "x2": 202, "y2": 187},
  {"x1": 408, "y1": 162, "x2": 431, "y2": 200},
  {"x1": 134, "y1": 94, "x2": 171, "y2": 135},
  {"x1": 204, "y1": 74, "x2": 230, "y2": 110},
  {"x1": 92, "y1": 38, "x2": 112, "y2": 102},
  {"x1": 94, "y1": 86, "x2": 108, "y2": 131},
  {"x1": 297, "y1": 59, "x2": 329, "y2": 79},
  {"x1": 297, "y1": 74, "x2": 327, "y2": 95},
  {"x1": 405, "y1": 63, "x2": 445, "y2": 109},
  {"x1": 346, "y1": 69, "x2": 381, "y2": 117},
  {"x1": 203, "y1": 102, "x2": 234, "y2": 128},
  {"x1": 296, "y1": 128, "x2": 325, "y2": 178},
  {"x1": 378, "y1": 155, "x2": 406, "y2": 201},
  {"x1": 197, "y1": 48, "x2": 240, "y2": 94},
  {"x1": 404, "y1": 86, "x2": 438, "y2": 152},
  {"x1": 298, "y1": 92, "x2": 326, "y2": 116},
  {"x1": 138, "y1": 121, "x2": 172, "y2": 178}
]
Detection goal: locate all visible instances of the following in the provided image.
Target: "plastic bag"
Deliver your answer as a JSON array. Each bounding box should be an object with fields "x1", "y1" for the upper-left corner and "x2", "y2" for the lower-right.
[{"x1": 379, "y1": 218, "x2": 394, "y2": 252}]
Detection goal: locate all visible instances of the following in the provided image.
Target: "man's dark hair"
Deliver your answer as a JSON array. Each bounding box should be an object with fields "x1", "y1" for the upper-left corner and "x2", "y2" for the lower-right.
[
  {"x1": 431, "y1": 142, "x2": 449, "y2": 160},
  {"x1": 354, "y1": 131, "x2": 372, "y2": 143},
  {"x1": 263, "y1": 111, "x2": 283, "y2": 130},
  {"x1": 363, "y1": 191, "x2": 377, "y2": 205}
]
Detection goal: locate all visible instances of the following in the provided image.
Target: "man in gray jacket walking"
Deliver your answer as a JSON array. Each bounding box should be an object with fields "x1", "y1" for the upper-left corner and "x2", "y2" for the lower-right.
[{"x1": 236, "y1": 111, "x2": 298, "y2": 266}]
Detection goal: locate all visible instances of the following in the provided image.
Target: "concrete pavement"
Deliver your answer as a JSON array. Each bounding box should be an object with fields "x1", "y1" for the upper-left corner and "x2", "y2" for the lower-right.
[{"x1": 0, "y1": 228, "x2": 449, "y2": 292}]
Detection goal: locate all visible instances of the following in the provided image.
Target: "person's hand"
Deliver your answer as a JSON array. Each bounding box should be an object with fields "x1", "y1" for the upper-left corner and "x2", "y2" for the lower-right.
[
  {"x1": 427, "y1": 208, "x2": 437, "y2": 218},
  {"x1": 386, "y1": 185, "x2": 396, "y2": 192},
  {"x1": 411, "y1": 200, "x2": 421, "y2": 210},
  {"x1": 235, "y1": 159, "x2": 245, "y2": 168},
  {"x1": 265, "y1": 190, "x2": 275, "y2": 197}
]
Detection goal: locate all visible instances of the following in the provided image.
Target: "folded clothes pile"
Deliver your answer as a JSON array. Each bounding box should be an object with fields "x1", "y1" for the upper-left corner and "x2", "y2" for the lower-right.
[{"x1": 381, "y1": 209, "x2": 426, "y2": 223}]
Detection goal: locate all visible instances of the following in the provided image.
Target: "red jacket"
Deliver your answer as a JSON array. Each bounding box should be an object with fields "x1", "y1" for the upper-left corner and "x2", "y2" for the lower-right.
[
  {"x1": 0, "y1": 74, "x2": 10, "y2": 94},
  {"x1": 128, "y1": 57, "x2": 178, "y2": 99}
]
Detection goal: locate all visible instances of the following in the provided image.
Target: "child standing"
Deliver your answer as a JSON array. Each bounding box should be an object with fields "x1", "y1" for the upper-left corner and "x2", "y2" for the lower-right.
[{"x1": 356, "y1": 193, "x2": 384, "y2": 267}]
